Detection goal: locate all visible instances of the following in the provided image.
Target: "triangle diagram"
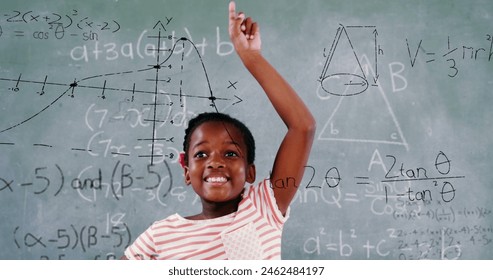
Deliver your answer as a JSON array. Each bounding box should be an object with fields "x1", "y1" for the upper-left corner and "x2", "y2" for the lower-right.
[{"x1": 318, "y1": 54, "x2": 408, "y2": 150}]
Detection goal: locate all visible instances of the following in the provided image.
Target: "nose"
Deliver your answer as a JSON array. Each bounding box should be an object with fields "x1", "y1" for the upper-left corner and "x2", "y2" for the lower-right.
[{"x1": 207, "y1": 153, "x2": 224, "y2": 169}]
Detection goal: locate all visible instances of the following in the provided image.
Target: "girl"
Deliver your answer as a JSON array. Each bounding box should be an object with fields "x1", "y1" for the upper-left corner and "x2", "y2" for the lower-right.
[{"x1": 123, "y1": 1, "x2": 315, "y2": 260}]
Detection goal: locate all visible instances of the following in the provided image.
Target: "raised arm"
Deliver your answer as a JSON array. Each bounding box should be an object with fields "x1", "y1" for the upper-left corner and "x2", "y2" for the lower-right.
[{"x1": 228, "y1": 1, "x2": 316, "y2": 215}]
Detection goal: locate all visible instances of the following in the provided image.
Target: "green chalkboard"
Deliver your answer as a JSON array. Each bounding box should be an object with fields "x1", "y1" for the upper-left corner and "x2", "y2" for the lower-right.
[{"x1": 1, "y1": 0, "x2": 492, "y2": 259}]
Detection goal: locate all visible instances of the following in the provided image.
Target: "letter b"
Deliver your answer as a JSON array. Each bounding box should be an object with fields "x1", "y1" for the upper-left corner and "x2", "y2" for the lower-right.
[{"x1": 389, "y1": 62, "x2": 407, "y2": 92}]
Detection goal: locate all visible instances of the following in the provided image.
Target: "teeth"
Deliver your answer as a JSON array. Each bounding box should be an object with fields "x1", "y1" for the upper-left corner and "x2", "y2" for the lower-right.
[{"x1": 207, "y1": 177, "x2": 227, "y2": 183}]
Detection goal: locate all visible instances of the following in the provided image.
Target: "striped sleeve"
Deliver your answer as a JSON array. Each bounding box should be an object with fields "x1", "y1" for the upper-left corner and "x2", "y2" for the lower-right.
[
  {"x1": 124, "y1": 224, "x2": 158, "y2": 260},
  {"x1": 248, "y1": 178, "x2": 290, "y2": 230}
]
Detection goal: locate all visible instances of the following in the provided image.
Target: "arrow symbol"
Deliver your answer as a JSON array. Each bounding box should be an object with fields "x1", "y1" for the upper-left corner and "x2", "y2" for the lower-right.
[
  {"x1": 153, "y1": 20, "x2": 166, "y2": 31},
  {"x1": 344, "y1": 80, "x2": 367, "y2": 87},
  {"x1": 232, "y1": 95, "x2": 242, "y2": 106},
  {"x1": 373, "y1": 29, "x2": 379, "y2": 83}
]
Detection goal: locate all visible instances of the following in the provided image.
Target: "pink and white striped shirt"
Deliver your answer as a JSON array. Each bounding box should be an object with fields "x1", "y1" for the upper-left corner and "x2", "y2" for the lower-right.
[{"x1": 124, "y1": 178, "x2": 289, "y2": 260}]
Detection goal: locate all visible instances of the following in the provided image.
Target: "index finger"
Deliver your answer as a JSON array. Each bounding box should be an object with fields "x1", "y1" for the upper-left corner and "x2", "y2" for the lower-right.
[
  {"x1": 229, "y1": 1, "x2": 245, "y2": 35},
  {"x1": 229, "y1": 1, "x2": 245, "y2": 22},
  {"x1": 229, "y1": 1, "x2": 237, "y2": 21}
]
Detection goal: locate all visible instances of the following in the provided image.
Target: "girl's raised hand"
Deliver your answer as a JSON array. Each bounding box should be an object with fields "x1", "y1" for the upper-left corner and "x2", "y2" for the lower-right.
[{"x1": 228, "y1": 1, "x2": 261, "y2": 55}]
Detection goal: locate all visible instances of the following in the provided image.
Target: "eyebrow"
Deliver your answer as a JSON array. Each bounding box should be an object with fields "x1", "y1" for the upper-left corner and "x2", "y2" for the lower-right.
[
  {"x1": 192, "y1": 140, "x2": 241, "y2": 149},
  {"x1": 192, "y1": 140, "x2": 208, "y2": 149},
  {"x1": 225, "y1": 140, "x2": 241, "y2": 146},
  {"x1": 191, "y1": 121, "x2": 246, "y2": 159}
]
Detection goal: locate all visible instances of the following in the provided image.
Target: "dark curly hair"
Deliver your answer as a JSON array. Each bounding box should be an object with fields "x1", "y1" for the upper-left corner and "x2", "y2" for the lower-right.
[{"x1": 183, "y1": 112, "x2": 255, "y2": 166}]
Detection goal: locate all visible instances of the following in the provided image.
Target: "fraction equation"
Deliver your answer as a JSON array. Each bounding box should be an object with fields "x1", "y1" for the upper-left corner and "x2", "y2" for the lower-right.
[
  {"x1": 293, "y1": 150, "x2": 465, "y2": 207},
  {"x1": 406, "y1": 34, "x2": 493, "y2": 78}
]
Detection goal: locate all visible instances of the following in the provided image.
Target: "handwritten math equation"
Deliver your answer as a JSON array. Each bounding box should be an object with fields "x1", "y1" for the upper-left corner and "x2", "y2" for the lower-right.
[
  {"x1": 0, "y1": 9, "x2": 120, "y2": 41},
  {"x1": 0, "y1": 160, "x2": 175, "y2": 205},
  {"x1": 294, "y1": 150, "x2": 492, "y2": 259},
  {"x1": 393, "y1": 206, "x2": 492, "y2": 223},
  {"x1": 12, "y1": 213, "x2": 130, "y2": 260},
  {"x1": 406, "y1": 34, "x2": 493, "y2": 78},
  {"x1": 303, "y1": 222, "x2": 493, "y2": 260},
  {"x1": 292, "y1": 150, "x2": 465, "y2": 208}
]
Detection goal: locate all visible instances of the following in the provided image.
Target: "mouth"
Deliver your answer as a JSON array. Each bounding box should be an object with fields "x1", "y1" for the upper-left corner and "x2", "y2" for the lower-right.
[{"x1": 204, "y1": 176, "x2": 229, "y2": 184}]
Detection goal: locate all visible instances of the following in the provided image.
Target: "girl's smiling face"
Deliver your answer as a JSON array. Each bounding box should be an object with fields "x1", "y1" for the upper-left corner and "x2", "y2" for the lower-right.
[{"x1": 184, "y1": 121, "x2": 256, "y2": 204}]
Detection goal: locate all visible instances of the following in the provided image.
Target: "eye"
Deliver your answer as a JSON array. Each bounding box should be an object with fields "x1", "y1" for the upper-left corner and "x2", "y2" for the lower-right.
[
  {"x1": 225, "y1": 151, "x2": 239, "y2": 157},
  {"x1": 194, "y1": 151, "x2": 207, "y2": 158}
]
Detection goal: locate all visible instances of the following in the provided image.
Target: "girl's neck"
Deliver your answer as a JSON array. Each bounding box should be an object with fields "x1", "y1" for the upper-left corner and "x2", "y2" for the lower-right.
[{"x1": 188, "y1": 195, "x2": 242, "y2": 220}]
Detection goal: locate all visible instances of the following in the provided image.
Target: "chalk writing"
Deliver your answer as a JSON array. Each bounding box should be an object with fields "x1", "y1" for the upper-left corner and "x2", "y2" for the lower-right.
[
  {"x1": 317, "y1": 25, "x2": 408, "y2": 150},
  {"x1": 0, "y1": 161, "x2": 173, "y2": 204},
  {"x1": 319, "y1": 24, "x2": 381, "y2": 97},
  {"x1": 303, "y1": 222, "x2": 492, "y2": 259},
  {"x1": 294, "y1": 150, "x2": 465, "y2": 208},
  {"x1": 393, "y1": 206, "x2": 492, "y2": 223},
  {"x1": 406, "y1": 34, "x2": 493, "y2": 78},
  {"x1": 1, "y1": 9, "x2": 120, "y2": 40},
  {"x1": 12, "y1": 212, "x2": 130, "y2": 259}
]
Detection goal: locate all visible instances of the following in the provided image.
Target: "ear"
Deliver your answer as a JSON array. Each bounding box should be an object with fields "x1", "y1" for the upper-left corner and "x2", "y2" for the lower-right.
[
  {"x1": 184, "y1": 166, "x2": 191, "y2": 185},
  {"x1": 178, "y1": 152, "x2": 186, "y2": 168},
  {"x1": 246, "y1": 164, "x2": 256, "y2": 184}
]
